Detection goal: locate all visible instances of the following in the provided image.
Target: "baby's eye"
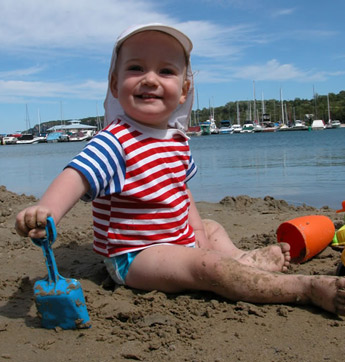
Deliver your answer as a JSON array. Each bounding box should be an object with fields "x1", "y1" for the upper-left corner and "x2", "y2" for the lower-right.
[
  {"x1": 160, "y1": 68, "x2": 175, "y2": 75},
  {"x1": 127, "y1": 65, "x2": 143, "y2": 72}
]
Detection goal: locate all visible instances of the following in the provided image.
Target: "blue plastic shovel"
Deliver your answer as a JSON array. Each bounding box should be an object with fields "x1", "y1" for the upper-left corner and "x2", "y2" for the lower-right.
[{"x1": 31, "y1": 216, "x2": 91, "y2": 329}]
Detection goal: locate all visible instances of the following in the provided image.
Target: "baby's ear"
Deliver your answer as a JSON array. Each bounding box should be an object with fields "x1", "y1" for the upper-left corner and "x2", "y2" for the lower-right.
[
  {"x1": 179, "y1": 79, "x2": 191, "y2": 104},
  {"x1": 110, "y1": 74, "x2": 118, "y2": 98}
]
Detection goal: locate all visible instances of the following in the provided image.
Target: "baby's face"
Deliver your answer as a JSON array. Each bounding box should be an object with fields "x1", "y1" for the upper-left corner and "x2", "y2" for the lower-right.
[{"x1": 111, "y1": 31, "x2": 190, "y2": 129}]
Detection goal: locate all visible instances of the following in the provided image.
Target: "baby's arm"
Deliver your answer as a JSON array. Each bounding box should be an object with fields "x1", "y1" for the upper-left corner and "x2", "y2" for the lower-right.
[
  {"x1": 15, "y1": 167, "x2": 89, "y2": 238},
  {"x1": 186, "y1": 188, "x2": 210, "y2": 248}
]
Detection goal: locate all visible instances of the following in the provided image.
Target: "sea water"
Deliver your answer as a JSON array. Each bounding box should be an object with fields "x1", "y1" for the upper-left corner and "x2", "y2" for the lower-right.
[{"x1": 1, "y1": 128, "x2": 345, "y2": 209}]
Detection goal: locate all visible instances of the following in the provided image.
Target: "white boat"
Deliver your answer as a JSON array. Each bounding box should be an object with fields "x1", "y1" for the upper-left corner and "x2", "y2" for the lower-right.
[
  {"x1": 219, "y1": 120, "x2": 232, "y2": 134},
  {"x1": 331, "y1": 120, "x2": 341, "y2": 128},
  {"x1": 278, "y1": 124, "x2": 290, "y2": 131},
  {"x1": 253, "y1": 123, "x2": 263, "y2": 132},
  {"x1": 241, "y1": 122, "x2": 254, "y2": 133},
  {"x1": 325, "y1": 94, "x2": 341, "y2": 129},
  {"x1": 16, "y1": 134, "x2": 40, "y2": 144},
  {"x1": 232, "y1": 124, "x2": 242, "y2": 133},
  {"x1": 311, "y1": 119, "x2": 325, "y2": 130},
  {"x1": 2, "y1": 135, "x2": 18, "y2": 145},
  {"x1": 69, "y1": 131, "x2": 91, "y2": 142},
  {"x1": 209, "y1": 118, "x2": 219, "y2": 134},
  {"x1": 291, "y1": 120, "x2": 308, "y2": 131},
  {"x1": 262, "y1": 122, "x2": 277, "y2": 132}
]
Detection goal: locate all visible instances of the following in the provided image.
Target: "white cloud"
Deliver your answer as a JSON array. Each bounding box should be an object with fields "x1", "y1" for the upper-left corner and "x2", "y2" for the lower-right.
[
  {"x1": 0, "y1": 66, "x2": 45, "y2": 79},
  {"x1": 195, "y1": 59, "x2": 345, "y2": 84},
  {"x1": 0, "y1": 0, "x2": 255, "y2": 59},
  {"x1": 0, "y1": 0, "x2": 172, "y2": 51},
  {"x1": 0, "y1": 79, "x2": 107, "y2": 103},
  {"x1": 234, "y1": 59, "x2": 304, "y2": 80},
  {"x1": 271, "y1": 8, "x2": 296, "y2": 17}
]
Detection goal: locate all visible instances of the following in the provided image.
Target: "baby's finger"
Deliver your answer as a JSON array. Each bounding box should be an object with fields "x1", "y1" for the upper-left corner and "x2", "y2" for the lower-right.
[
  {"x1": 28, "y1": 227, "x2": 47, "y2": 239},
  {"x1": 15, "y1": 215, "x2": 30, "y2": 237},
  {"x1": 23, "y1": 212, "x2": 39, "y2": 230},
  {"x1": 35, "y1": 208, "x2": 51, "y2": 228}
]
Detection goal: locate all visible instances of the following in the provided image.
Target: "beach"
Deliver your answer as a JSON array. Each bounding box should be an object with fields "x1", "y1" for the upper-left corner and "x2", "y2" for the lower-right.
[{"x1": 1, "y1": 185, "x2": 345, "y2": 361}]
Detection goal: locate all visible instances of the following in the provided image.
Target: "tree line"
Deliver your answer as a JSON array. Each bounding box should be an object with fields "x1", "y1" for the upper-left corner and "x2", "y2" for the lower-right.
[
  {"x1": 193, "y1": 90, "x2": 345, "y2": 126},
  {"x1": 27, "y1": 90, "x2": 345, "y2": 134}
]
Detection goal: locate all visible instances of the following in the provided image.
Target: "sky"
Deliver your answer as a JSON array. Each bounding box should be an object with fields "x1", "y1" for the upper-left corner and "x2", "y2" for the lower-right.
[{"x1": 1, "y1": 0, "x2": 345, "y2": 134}]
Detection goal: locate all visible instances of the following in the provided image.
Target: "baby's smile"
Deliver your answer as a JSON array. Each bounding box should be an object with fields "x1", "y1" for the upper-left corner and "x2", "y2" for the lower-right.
[{"x1": 135, "y1": 93, "x2": 162, "y2": 99}]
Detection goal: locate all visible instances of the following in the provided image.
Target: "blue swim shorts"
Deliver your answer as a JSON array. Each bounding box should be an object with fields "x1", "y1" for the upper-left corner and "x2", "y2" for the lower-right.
[{"x1": 104, "y1": 251, "x2": 141, "y2": 285}]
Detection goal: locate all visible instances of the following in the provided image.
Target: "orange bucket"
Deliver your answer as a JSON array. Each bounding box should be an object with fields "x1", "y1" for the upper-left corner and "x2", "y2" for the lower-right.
[{"x1": 276, "y1": 215, "x2": 335, "y2": 263}]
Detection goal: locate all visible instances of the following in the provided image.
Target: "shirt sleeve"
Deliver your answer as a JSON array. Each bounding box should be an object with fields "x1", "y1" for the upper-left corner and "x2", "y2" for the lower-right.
[
  {"x1": 185, "y1": 154, "x2": 197, "y2": 183},
  {"x1": 66, "y1": 130, "x2": 126, "y2": 201}
]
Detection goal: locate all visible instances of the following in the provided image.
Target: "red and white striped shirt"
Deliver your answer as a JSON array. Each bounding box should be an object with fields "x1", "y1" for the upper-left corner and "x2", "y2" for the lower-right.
[{"x1": 67, "y1": 116, "x2": 197, "y2": 257}]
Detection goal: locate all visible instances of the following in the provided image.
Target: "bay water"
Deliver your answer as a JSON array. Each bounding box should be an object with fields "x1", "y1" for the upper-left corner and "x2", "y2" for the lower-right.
[{"x1": 1, "y1": 128, "x2": 345, "y2": 209}]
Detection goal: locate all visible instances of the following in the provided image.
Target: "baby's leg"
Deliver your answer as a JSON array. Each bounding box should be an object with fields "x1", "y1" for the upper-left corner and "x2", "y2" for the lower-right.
[
  {"x1": 201, "y1": 219, "x2": 290, "y2": 272},
  {"x1": 213, "y1": 259, "x2": 345, "y2": 315},
  {"x1": 125, "y1": 245, "x2": 345, "y2": 315}
]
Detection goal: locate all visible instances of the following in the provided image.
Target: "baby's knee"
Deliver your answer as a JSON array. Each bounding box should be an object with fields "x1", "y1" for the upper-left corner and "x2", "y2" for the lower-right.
[{"x1": 202, "y1": 219, "x2": 223, "y2": 236}]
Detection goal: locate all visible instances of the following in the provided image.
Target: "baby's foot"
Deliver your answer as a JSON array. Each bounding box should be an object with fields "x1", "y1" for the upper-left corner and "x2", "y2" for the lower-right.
[
  {"x1": 237, "y1": 243, "x2": 291, "y2": 272},
  {"x1": 309, "y1": 276, "x2": 345, "y2": 315}
]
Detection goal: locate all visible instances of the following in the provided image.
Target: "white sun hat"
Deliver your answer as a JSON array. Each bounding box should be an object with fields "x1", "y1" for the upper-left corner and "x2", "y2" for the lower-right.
[{"x1": 103, "y1": 23, "x2": 194, "y2": 131}]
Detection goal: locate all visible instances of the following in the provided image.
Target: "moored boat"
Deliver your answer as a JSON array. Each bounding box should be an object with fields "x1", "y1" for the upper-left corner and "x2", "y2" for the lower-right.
[
  {"x1": 331, "y1": 120, "x2": 341, "y2": 128},
  {"x1": 209, "y1": 118, "x2": 219, "y2": 134},
  {"x1": 69, "y1": 130, "x2": 94, "y2": 141},
  {"x1": 200, "y1": 121, "x2": 211, "y2": 135},
  {"x1": 253, "y1": 123, "x2": 263, "y2": 132},
  {"x1": 46, "y1": 132, "x2": 69, "y2": 143},
  {"x1": 219, "y1": 120, "x2": 232, "y2": 134},
  {"x1": 290, "y1": 120, "x2": 309, "y2": 131},
  {"x1": 186, "y1": 125, "x2": 202, "y2": 137},
  {"x1": 16, "y1": 134, "x2": 40, "y2": 144},
  {"x1": 232, "y1": 124, "x2": 242, "y2": 133},
  {"x1": 241, "y1": 122, "x2": 254, "y2": 133},
  {"x1": 1, "y1": 134, "x2": 18, "y2": 145},
  {"x1": 311, "y1": 119, "x2": 325, "y2": 130},
  {"x1": 261, "y1": 122, "x2": 277, "y2": 132}
]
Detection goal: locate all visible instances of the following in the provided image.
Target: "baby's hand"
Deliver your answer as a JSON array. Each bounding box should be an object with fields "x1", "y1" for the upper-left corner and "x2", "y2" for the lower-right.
[{"x1": 15, "y1": 206, "x2": 52, "y2": 239}]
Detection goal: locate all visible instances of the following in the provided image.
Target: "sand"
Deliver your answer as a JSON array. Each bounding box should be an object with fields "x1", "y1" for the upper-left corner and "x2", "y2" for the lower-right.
[{"x1": 1, "y1": 185, "x2": 345, "y2": 361}]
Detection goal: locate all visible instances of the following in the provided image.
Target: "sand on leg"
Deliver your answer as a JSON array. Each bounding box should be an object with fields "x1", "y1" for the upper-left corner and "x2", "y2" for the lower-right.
[{"x1": 200, "y1": 219, "x2": 291, "y2": 272}]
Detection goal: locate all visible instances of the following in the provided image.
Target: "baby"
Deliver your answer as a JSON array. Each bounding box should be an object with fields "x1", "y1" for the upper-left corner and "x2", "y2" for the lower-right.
[{"x1": 16, "y1": 23, "x2": 345, "y2": 315}]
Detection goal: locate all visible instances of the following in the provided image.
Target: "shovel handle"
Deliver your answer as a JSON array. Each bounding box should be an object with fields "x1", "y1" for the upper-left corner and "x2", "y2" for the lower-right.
[
  {"x1": 31, "y1": 216, "x2": 57, "y2": 247},
  {"x1": 32, "y1": 217, "x2": 59, "y2": 284}
]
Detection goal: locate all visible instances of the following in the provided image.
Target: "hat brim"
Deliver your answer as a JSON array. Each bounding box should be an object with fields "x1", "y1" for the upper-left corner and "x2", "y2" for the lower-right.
[{"x1": 116, "y1": 23, "x2": 193, "y2": 56}]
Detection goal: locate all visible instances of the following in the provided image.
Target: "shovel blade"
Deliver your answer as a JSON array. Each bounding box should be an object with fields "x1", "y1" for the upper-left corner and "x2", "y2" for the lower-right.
[{"x1": 34, "y1": 276, "x2": 91, "y2": 329}]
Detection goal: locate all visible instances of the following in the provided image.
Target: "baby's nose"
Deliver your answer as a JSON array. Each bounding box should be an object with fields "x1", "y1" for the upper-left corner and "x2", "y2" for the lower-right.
[{"x1": 142, "y1": 71, "x2": 159, "y2": 86}]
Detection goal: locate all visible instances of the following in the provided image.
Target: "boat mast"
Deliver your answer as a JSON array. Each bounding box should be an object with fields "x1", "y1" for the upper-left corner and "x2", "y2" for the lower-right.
[
  {"x1": 248, "y1": 101, "x2": 252, "y2": 122},
  {"x1": 261, "y1": 91, "x2": 265, "y2": 123},
  {"x1": 327, "y1": 93, "x2": 331, "y2": 123},
  {"x1": 313, "y1": 85, "x2": 318, "y2": 119},
  {"x1": 196, "y1": 88, "x2": 200, "y2": 124},
  {"x1": 37, "y1": 108, "x2": 41, "y2": 134},
  {"x1": 236, "y1": 102, "x2": 240, "y2": 125},
  {"x1": 253, "y1": 81, "x2": 257, "y2": 124},
  {"x1": 280, "y1": 88, "x2": 285, "y2": 125},
  {"x1": 284, "y1": 103, "x2": 288, "y2": 125},
  {"x1": 25, "y1": 104, "x2": 31, "y2": 131}
]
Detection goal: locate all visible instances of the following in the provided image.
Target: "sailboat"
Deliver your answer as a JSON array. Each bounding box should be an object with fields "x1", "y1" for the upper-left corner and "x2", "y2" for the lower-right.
[
  {"x1": 325, "y1": 94, "x2": 341, "y2": 129},
  {"x1": 16, "y1": 105, "x2": 41, "y2": 144},
  {"x1": 200, "y1": 99, "x2": 219, "y2": 135},
  {"x1": 232, "y1": 102, "x2": 242, "y2": 133}
]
